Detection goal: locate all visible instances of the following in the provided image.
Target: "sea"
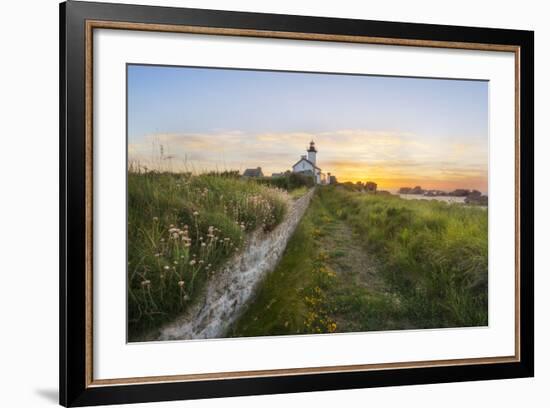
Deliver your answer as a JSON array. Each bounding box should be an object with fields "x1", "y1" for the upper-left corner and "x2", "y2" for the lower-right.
[{"x1": 398, "y1": 194, "x2": 467, "y2": 204}]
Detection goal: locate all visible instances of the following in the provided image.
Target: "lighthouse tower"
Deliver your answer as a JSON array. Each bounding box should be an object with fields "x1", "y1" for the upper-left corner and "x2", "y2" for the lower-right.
[{"x1": 307, "y1": 140, "x2": 317, "y2": 165}]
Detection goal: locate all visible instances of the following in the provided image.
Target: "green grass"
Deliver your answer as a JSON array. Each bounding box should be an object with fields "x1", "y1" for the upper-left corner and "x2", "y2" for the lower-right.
[
  {"x1": 127, "y1": 171, "x2": 289, "y2": 340},
  {"x1": 231, "y1": 187, "x2": 488, "y2": 337},
  {"x1": 289, "y1": 186, "x2": 309, "y2": 199},
  {"x1": 228, "y1": 193, "x2": 338, "y2": 337},
  {"x1": 257, "y1": 172, "x2": 315, "y2": 191},
  {"x1": 319, "y1": 187, "x2": 488, "y2": 328}
]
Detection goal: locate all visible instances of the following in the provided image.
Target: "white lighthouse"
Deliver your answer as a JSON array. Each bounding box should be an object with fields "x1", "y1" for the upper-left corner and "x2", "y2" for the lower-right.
[
  {"x1": 307, "y1": 140, "x2": 317, "y2": 165},
  {"x1": 292, "y1": 140, "x2": 323, "y2": 184}
]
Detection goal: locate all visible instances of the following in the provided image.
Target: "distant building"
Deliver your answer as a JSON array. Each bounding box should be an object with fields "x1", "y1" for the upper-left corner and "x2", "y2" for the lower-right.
[
  {"x1": 365, "y1": 181, "x2": 377, "y2": 192},
  {"x1": 292, "y1": 141, "x2": 324, "y2": 184},
  {"x1": 242, "y1": 167, "x2": 264, "y2": 178}
]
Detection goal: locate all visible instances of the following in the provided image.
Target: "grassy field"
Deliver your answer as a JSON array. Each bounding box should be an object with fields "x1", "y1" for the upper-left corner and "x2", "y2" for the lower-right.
[
  {"x1": 127, "y1": 171, "x2": 289, "y2": 340},
  {"x1": 320, "y1": 187, "x2": 488, "y2": 328},
  {"x1": 230, "y1": 186, "x2": 488, "y2": 337}
]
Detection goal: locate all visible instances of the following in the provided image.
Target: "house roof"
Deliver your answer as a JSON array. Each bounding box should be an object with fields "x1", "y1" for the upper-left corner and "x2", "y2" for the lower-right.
[
  {"x1": 292, "y1": 157, "x2": 321, "y2": 171},
  {"x1": 243, "y1": 167, "x2": 263, "y2": 177}
]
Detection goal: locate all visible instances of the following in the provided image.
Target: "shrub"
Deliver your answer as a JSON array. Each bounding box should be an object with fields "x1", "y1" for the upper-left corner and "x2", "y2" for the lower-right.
[{"x1": 258, "y1": 172, "x2": 314, "y2": 191}]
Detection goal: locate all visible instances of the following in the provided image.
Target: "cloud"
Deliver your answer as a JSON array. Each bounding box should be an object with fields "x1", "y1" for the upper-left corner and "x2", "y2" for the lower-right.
[{"x1": 128, "y1": 129, "x2": 487, "y2": 191}]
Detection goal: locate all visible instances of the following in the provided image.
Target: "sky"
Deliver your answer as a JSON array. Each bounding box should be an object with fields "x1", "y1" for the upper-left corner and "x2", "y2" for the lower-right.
[{"x1": 127, "y1": 64, "x2": 488, "y2": 192}]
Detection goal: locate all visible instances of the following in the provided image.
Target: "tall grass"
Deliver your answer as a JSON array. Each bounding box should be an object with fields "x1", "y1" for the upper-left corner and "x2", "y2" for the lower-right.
[
  {"x1": 127, "y1": 171, "x2": 289, "y2": 340},
  {"x1": 319, "y1": 187, "x2": 488, "y2": 328}
]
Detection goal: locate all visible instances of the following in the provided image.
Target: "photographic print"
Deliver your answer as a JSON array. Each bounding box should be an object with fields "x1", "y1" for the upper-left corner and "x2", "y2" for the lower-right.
[
  {"x1": 60, "y1": 4, "x2": 533, "y2": 404},
  {"x1": 127, "y1": 65, "x2": 489, "y2": 342}
]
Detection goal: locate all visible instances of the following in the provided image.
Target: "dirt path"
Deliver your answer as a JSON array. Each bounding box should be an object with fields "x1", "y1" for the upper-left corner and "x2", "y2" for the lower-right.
[
  {"x1": 230, "y1": 190, "x2": 407, "y2": 337},
  {"x1": 318, "y1": 219, "x2": 384, "y2": 292},
  {"x1": 311, "y1": 203, "x2": 402, "y2": 333}
]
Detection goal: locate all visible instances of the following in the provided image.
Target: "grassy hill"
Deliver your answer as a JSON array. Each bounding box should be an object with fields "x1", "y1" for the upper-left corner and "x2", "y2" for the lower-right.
[{"x1": 127, "y1": 171, "x2": 289, "y2": 340}]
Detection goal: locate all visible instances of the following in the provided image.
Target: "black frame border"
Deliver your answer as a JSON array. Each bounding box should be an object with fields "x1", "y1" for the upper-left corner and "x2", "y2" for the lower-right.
[{"x1": 60, "y1": 1, "x2": 534, "y2": 406}]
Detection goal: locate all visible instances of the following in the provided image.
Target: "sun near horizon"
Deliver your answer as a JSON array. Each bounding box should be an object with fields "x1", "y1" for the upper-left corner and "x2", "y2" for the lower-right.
[{"x1": 127, "y1": 65, "x2": 488, "y2": 194}]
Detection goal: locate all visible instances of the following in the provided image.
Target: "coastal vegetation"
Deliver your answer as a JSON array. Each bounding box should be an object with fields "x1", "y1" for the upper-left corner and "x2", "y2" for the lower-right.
[
  {"x1": 127, "y1": 167, "x2": 488, "y2": 340},
  {"x1": 320, "y1": 187, "x2": 488, "y2": 328},
  {"x1": 230, "y1": 186, "x2": 488, "y2": 336},
  {"x1": 257, "y1": 171, "x2": 315, "y2": 191},
  {"x1": 127, "y1": 170, "x2": 290, "y2": 340}
]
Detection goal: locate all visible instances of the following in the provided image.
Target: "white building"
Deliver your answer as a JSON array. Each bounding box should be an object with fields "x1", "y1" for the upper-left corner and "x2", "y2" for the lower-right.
[{"x1": 292, "y1": 141, "x2": 323, "y2": 184}]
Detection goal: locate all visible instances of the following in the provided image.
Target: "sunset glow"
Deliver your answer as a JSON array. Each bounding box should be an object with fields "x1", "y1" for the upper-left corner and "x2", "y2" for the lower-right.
[{"x1": 128, "y1": 65, "x2": 488, "y2": 193}]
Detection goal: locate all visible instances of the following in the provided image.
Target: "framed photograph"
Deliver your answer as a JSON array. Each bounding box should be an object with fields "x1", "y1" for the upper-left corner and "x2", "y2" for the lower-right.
[{"x1": 60, "y1": 1, "x2": 534, "y2": 406}]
